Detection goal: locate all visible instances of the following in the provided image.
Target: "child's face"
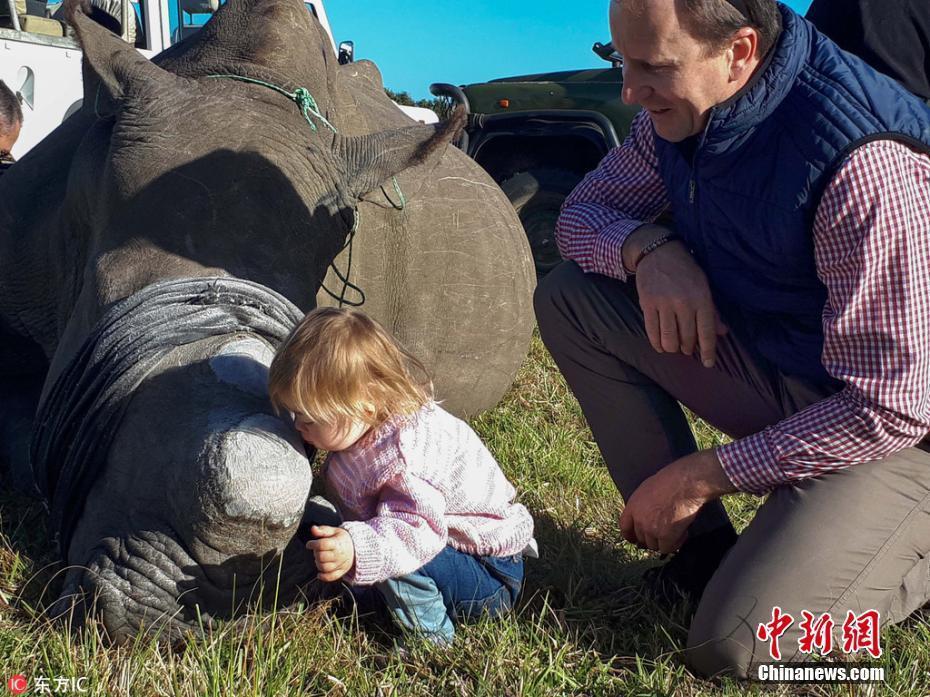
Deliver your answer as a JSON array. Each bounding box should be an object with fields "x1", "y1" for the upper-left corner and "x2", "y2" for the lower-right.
[{"x1": 293, "y1": 414, "x2": 370, "y2": 452}]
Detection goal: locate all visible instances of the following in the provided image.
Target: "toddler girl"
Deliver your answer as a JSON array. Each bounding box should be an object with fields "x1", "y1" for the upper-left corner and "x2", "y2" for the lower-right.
[{"x1": 268, "y1": 307, "x2": 536, "y2": 644}]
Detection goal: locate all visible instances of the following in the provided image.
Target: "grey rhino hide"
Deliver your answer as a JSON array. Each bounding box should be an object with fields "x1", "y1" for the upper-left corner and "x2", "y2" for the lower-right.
[
  {"x1": 319, "y1": 61, "x2": 536, "y2": 416},
  {"x1": 44, "y1": 0, "x2": 470, "y2": 375},
  {"x1": 151, "y1": 3, "x2": 536, "y2": 416}
]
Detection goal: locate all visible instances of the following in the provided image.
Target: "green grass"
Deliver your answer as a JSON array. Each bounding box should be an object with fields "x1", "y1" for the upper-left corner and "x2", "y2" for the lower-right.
[{"x1": 1, "y1": 333, "x2": 927, "y2": 696}]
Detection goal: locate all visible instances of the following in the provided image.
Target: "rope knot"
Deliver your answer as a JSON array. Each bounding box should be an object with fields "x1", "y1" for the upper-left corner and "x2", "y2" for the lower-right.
[
  {"x1": 292, "y1": 87, "x2": 318, "y2": 132},
  {"x1": 292, "y1": 87, "x2": 314, "y2": 111}
]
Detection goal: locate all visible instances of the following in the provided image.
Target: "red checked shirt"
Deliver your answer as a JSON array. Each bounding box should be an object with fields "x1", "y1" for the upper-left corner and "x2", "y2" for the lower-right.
[{"x1": 557, "y1": 110, "x2": 930, "y2": 495}]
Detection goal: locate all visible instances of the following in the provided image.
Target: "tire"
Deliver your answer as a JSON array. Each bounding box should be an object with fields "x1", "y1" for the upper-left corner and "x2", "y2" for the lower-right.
[{"x1": 500, "y1": 168, "x2": 581, "y2": 277}]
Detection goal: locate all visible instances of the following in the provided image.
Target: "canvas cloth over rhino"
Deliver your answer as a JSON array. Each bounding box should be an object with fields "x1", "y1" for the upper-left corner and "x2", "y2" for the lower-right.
[{"x1": 30, "y1": 276, "x2": 304, "y2": 556}]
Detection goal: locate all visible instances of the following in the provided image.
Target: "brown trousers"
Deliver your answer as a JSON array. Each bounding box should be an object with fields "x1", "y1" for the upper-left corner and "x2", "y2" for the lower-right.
[{"x1": 535, "y1": 261, "x2": 930, "y2": 678}]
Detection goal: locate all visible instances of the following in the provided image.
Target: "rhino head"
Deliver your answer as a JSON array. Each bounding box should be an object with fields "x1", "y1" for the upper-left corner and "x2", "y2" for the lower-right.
[
  {"x1": 27, "y1": 0, "x2": 465, "y2": 642},
  {"x1": 59, "y1": 0, "x2": 464, "y2": 322}
]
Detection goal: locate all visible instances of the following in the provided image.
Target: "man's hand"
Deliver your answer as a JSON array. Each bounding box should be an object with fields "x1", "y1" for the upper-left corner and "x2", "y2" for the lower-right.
[
  {"x1": 623, "y1": 225, "x2": 727, "y2": 367},
  {"x1": 306, "y1": 525, "x2": 355, "y2": 582},
  {"x1": 619, "y1": 449, "x2": 737, "y2": 554}
]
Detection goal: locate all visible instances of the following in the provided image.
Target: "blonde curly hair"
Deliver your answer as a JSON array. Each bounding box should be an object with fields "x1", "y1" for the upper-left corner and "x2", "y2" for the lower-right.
[{"x1": 268, "y1": 307, "x2": 433, "y2": 428}]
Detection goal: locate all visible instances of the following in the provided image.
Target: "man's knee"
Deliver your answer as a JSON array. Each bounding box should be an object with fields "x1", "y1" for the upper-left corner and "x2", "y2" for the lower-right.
[
  {"x1": 532, "y1": 260, "x2": 584, "y2": 334},
  {"x1": 686, "y1": 619, "x2": 755, "y2": 680},
  {"x1": 686, "y1": 581, "x2": 777, "y2": 680}
]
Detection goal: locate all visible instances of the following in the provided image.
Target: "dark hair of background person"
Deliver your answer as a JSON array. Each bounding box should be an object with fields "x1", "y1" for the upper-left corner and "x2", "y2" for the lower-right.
[
  {"x1": 806, "y1": 0, "x2": 930, "y2": 101},
  {"x1": 0, "y1": 80, "x2": 23, "y2": 134},
  {"x1": 678, "y1": 0, "x2": 783, "y2": 58}
]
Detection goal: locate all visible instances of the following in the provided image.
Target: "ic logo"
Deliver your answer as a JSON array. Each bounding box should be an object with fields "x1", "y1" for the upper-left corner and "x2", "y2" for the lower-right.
[{"x1": 7, "y1": 675, "x2": 27, "y2": 695}]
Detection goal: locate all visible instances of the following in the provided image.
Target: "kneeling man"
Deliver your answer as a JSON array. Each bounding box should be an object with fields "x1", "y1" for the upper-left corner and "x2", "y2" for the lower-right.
[{"x1": 535, "y1": 0, "x2": 930, "y2": 679}]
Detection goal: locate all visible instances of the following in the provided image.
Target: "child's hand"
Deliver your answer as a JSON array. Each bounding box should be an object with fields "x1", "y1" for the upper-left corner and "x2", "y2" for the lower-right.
[{"x1": 306, "y1": 525, "x2": 355, "y2": 582}]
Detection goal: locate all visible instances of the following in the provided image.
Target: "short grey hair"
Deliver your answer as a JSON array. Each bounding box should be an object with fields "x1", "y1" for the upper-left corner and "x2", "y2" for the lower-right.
[
  {"x1": 679, "y1": 0, "x2": 782, "y2": 57},
  {"x1": 618, "y1": 0, "x2": 782, "y2": 58}
]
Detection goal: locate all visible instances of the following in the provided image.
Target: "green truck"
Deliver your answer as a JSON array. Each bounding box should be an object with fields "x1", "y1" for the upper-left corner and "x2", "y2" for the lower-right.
[{"x1": 431, "y1": 42, "x2": 638, "y2": 276}]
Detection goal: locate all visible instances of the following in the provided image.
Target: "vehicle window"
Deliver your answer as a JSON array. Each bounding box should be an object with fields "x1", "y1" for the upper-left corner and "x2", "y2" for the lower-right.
[
  {"x1": 132, "y1": 0, "x2": 145, "y2": 48},
  {"x1": 169, "y1": 0, "x2": 218, "y2": 45}
]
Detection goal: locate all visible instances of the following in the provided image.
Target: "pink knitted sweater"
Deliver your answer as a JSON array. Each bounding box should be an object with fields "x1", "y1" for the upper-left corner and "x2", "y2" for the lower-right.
[{"x1": 322, "y1": 402, "x2": 535, "y2": 586}]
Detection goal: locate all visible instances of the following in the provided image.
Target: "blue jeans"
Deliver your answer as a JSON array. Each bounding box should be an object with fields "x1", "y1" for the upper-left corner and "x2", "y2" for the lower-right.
[{"x1": 372, "y1": 546, "x2": 524, "y2": 644}]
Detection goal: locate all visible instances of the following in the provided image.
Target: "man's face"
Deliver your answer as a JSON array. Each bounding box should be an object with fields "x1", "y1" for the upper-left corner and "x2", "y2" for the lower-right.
[
  {"x1": 0, "y1": 119, "x2": 21, "y2": 159},
  {"x1": 612, "y1": 0, "x2": 735, "y2": 142}
]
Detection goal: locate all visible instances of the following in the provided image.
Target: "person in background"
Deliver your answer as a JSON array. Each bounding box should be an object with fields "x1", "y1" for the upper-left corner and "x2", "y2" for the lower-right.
[
  {"x1": 535, "y1": 0, "x2": 930, "y2": 678},
  {"x1": 268, "y1": 307, "x2": 535, "y2": 647},
  {"x1": 0, "y1": 81, "x2": 23, "y2": 175},
  {"x1": 806, "y1": 0, "x2": 930, "y2": 101}
]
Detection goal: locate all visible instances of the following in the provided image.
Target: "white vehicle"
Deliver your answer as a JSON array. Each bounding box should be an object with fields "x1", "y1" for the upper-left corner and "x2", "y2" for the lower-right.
[{"x1": 1, "y1": 0, "x2": 435, "y2": 158}]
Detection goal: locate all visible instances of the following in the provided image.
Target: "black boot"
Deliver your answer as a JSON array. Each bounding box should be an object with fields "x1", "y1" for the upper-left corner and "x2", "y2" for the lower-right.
[{"x1": 642, "y1": 525, "x2": 738, "y2": 607}]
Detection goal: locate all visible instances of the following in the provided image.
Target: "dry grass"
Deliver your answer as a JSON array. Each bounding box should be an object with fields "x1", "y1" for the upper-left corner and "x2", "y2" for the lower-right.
[{"x1": 0, "y1": 333, "x2": 925, "y2": 695}]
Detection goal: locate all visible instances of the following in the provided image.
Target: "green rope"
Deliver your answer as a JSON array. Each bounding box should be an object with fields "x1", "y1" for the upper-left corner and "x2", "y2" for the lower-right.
[
  {"x1": 384, "y1": 175, "x2": 407, "y2": 210},
  {"x1": 205, "y1": 74, "x2": 337, "y2": 134},
  {"x1": 204, "y1": 73, "x2": 412, "y2": 308},
  {"x1": 93, "y1": 84, "x2": 104, "y2": 118},
  {"x1": 319, "y1": 209, "x2": 366, "y2": 308}
]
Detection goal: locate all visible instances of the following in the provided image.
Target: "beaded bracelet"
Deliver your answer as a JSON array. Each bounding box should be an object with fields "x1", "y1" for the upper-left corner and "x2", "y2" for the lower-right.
[{"x1": 632, "y1": 232, "x2": 679, "y2": 272}]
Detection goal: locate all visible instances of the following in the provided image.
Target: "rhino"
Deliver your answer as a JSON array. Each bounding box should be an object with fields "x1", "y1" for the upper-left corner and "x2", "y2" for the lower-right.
[{"x1": 0, "y1": 0, "x2": 534, "y2": 642}]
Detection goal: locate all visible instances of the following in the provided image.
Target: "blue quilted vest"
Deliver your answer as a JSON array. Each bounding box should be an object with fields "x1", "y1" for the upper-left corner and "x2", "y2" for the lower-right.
[{"x1": 654, "y1": 4, "x2": 930, "y2": 383}]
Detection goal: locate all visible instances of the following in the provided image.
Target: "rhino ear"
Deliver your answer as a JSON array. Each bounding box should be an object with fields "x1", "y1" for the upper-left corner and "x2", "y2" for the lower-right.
[
  {"x1": 336, "y1": 107, "x2": 466, "y2": 199},
  {"x1": 65, "y1": 0, "x2": 181, "y2": 112}
]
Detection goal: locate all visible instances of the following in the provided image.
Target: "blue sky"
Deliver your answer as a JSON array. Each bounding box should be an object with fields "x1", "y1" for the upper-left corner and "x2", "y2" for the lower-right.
[{"x1": 327, "y1": 1, "x2": 813, "y2": 100}]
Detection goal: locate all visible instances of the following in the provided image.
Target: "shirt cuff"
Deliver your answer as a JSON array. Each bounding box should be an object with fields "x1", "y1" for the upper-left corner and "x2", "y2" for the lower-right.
[
  {"x1": 591, "y1": 219, "x2": 645, "y2": 281},
  {"x1": 341, "y1": 521, "x2": 385, "y2": 586},
  {"x1": 716, "y1": 432, "x2": 787, "y2": 495}
]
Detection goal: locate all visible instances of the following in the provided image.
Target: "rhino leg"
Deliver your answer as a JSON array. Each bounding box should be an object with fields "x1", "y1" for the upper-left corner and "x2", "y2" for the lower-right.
[{"x1": 53, "y1": 335, "x2": 318, "y2": 642}]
